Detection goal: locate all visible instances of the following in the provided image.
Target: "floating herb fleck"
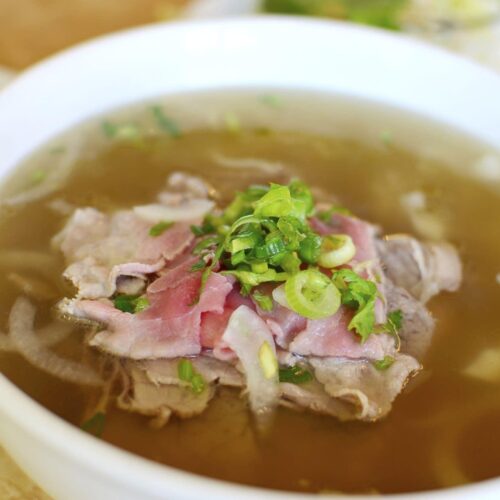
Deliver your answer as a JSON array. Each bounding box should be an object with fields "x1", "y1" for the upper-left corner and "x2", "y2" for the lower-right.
[
  {"x1": 151, "y1": 106, "x2": 181, "y2": 138},
  {"x1": 149, "y1": 221, "x2": 173, "y2": 237},
  {"x1": 31, "y1": 169, "x2": 47, "y2": 185},
  {"x1": 102, "y1": 121, "x2": 140, "y2": 140},
  {"x1": 81, "y1": 412, "x2": 106, "y2": 438}
]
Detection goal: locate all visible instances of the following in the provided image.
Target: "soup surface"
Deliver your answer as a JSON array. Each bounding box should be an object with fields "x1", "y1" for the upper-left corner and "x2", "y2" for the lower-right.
[{"x1": 0, "y1": 91, "x2": 499, "y2": 495}]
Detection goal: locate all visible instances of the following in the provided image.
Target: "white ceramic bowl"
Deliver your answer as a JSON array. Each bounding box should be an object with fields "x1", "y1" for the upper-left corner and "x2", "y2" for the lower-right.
[{"x1": 0, "y1": 17, "x2": 499, "y2": 500}]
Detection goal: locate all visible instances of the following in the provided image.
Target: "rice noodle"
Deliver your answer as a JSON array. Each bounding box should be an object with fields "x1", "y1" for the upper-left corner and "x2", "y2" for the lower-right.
[
  {"x1": 2, "y1": 138, "x2": 82, "y2": 207},
  {"x1": 212, "y1": 153, "x2": 286, "y2": 174},
  {"x1": 0, "y1": 320, "x2": 72, "y2": 353},
  {"x1": 9, "y1": 297, "x2": 102, "y2": 386},
  {"x1": 7, "y1": 272, "x2": 58, "y2": 300}
]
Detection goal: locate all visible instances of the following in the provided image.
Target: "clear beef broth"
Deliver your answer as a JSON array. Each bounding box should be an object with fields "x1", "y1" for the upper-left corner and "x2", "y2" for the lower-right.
[{"x1": 0, "y1": 91, "x2": 499, "y2": 494}]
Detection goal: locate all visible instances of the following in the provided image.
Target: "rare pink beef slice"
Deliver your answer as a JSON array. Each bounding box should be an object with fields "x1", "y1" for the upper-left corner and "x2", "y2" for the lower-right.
[
  {"x1": 54, "y1": 208, "x2": 195, "y2": 299},
  {"x1": 74, "y1": 259, "x2": 233, "y2": 359},
  {"x1": 199, "y1": 288, "x2": 254, "y2": 360},
  {"x1": 288, "y1": 307, "x2": 395, "y2": 361}
]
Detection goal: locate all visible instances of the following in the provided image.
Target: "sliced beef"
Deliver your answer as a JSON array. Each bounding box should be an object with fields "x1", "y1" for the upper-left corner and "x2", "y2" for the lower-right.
[
  {"x1": 63, "y1": 260, "x2": 233, "y2": 359},
  {"x1": 288, "y1": 307, "x2": 396, "y2": 360},
  {"x1": 118, "y1": 356, "x2": 242, "y2": 427},
  {"x1": 385, "y1": 279, "x2": 436, "y2": 360},
  {"x1": 377, "y1": 235, "x2": 462, "y2": 303},
  {"x1": 309, "y1": 353, "x2": 421, "y2": 421},
  {"x1": 54, "y1": 208, "x2": 195, "y2": 299},
  {"x1": 118, "y1": 364, "x2": 216, "y2": 427}
]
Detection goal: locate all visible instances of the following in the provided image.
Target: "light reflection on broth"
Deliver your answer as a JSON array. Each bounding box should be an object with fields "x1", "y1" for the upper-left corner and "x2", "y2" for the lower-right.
[{"x1": 0, "y1": 91, "x2": 499, "y2": 495}]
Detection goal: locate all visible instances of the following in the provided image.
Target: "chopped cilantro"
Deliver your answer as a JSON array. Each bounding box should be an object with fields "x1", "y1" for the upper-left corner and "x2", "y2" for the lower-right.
[
  {"x1": 385, "y1": 309, "x2": 403, "y2": 335},
  {"x1": 252, "y1": 290, "x2": 274, "y2": 311},
  {"x1": 317, "y1": 205, "x2": 352, "y2": 223},
  {"x1": 113, "y1": 294, "x2": 149, "y2": 314},
  {"x1": 279, "y1": 365, "x2": 313, "y2": 384},
  {"x1": 373, "y1": 356, "x2": 395, "y2": 371},
  {"x1": 149, "y1": 221, "x2": 173, "y2": 237},
  {"x1": 81, "y1": 412, "x2": 106, "y2": 438},
  {"x1": 151, "y1": 106, "x2": 181, "y2": 138},
  {"x1": 332, "y1": 269, "x2": 378, "y2": 342},
  {"x1": 190, "y1": 259, "x2": 206, "y2": 272}
]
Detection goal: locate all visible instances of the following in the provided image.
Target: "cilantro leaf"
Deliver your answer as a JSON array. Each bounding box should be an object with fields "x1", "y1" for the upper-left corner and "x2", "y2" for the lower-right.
[
  {"x1": 113, "y1": 295, "x2": 149, "y2": 314},
  {"x1": 279, "y1": 365, "x2": 313, "y2": 384},
  {"x1": 373, "y1": 355, "x2": 395, "y2": 371},
  {"x1": 332, "y1": 269, "x2": 378, "y2": 342}
]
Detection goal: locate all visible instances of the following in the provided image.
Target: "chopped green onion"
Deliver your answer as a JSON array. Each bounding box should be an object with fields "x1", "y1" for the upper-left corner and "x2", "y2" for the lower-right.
[
  {"x1": 81, "y1": 412, "x2": 106, "y2": 438},
  {"x1": 253, "y1": 184, "x2": 294, "y2": 218},
  {"x1": 151, "y1": 106, "x2": 181, "y2": 138},
  {"x1": 285, "y1": 269, "x2": 341, "y2": 320},
  {"x1": 133, "y1": 296, "x2": 150, "y2": 313},
  {"x1": 223, "y1": 268, "x2": 287, "y2": 289},
  {"x1": 318, "y1": 234, "x2": 356, "y2": 268},
  {"x1": 178, "y1": 359, "x2": 194, "y2": 381},
  {"x1": 279, "y1": 365, "x2": 313, "y2": 384},
  {"x1": 252, "y1": 290, "x2": 274, "y2": 311},
  {"x1": 289, "y1": 180, "x2": 314, "y2": 218},
  {"x1": 259, "y1": 341, "x2": 278, "y2": 379},
  {"x1": 251, "y1": 261, "x2": 269, "y2": 274},
  {"x1": 191, "y1": 373, "x2": 205, "y2": 394},
  {"x1": 177, "y1": 359, "x2": 206, "y2": 394},
  {"x1": 149, "y1": 221, "x2": 173, "y2": 237},
  {"x1": 373, "y1": 356, "x2": 395, "y2": 371},
  {"x1": 298, "y1": 233, "x2": 322, "y2": 264}
]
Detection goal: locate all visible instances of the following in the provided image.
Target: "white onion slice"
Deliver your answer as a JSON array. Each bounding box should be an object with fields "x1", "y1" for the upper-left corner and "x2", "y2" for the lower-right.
[
  {"x1": 9, "y1": 297, "x2": 102, "y2": 386},
  {"x1": 133, "y1": 199, "x2": 214, "y2": 223}
]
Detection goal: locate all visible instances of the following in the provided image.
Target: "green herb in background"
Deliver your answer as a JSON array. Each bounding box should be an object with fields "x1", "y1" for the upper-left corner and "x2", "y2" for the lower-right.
[{"x1": 261, "y1": 0, "x2": 409, "y2": 30}]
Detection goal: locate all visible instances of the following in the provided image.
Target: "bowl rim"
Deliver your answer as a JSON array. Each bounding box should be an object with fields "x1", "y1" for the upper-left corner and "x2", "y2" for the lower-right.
[{"x1": 0, "y1": 15, "x2": 499, "y2": 500}]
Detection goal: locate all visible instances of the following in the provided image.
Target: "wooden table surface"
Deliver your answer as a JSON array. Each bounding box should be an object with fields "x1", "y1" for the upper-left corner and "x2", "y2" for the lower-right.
[{"x1": 0, "y1": 0, "x2": 188, "y2": 69}]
